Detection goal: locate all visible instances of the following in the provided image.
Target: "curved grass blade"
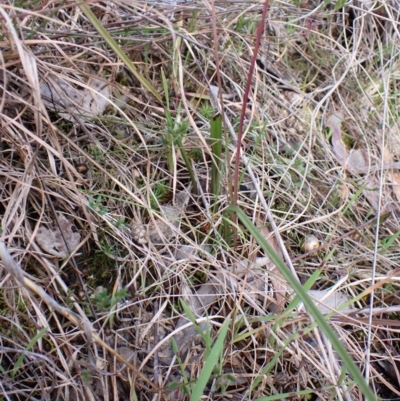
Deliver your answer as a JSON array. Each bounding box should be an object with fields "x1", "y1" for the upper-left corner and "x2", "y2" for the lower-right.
[
  {"x1": 227, "y1": 205, "x2": 376, "y2": 401},
  {"x1": 75, "y1": 1, "x2": 162, "y2": 102}
]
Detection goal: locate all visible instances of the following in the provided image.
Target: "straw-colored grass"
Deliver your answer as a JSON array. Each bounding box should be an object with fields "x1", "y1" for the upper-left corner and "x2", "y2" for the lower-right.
[{"x1": 1, "y1": 1, "x2": 400, "y2": 400}]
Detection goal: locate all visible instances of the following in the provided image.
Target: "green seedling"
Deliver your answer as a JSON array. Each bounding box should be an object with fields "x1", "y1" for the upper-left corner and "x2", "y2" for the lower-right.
[
  {"x1": 161, "y1": 69, "x2": 197, "y2": 193},
  {"x1": 190, "y1": 317, "x2": 231, "y2": 401},
  {"x1": 93, "y1": 287, "x2": 128, "y2": 312},
  {"x1": 88, "y1": 195, "x2": 109, "y2": 215}
]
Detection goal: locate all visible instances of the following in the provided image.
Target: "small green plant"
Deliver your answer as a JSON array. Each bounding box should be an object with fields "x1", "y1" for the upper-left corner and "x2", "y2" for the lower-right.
[
  {"x1": 89, "y1": 145, "x2": 103, "y2": 161},
  {"x1": 379, "y1": 230, "x2": 400, "y2": 252},
  {"x1": 113, "y1": 216, "x2": 128, "y2": 230},
  {"x1": 81, "y1": 370, "x2": 92, "y2": 384},
  {"x1": 96, "y1": 240, "x2": 114, "y2": 257},
  {"x1": 163, "y1": 117, "x2": 190, "y2": 146},
  {"x1": 210, "y1": 373, "x2": 237, "y2": 395},
  {"x1": 150, "y1": 181, "x2": 168, "y2": 210},
  {"x1": 168, "y1": 337, "x2": 191, "y2": 394},
  {"x1": 235, "y1": 15, "x2": 256, "y2": 34},
  {"x1": 180, "y1": 300, "x2": 213, "y2": 356},
  {"x1": 92, "y1": 287, "x2": 128, "y2": 312},
  {"x1": 199, "y1": 102, "x2": 214, "y2": 119},
  {"x1": 161, "y1": 69, "x2": 197, "y2": 192},
  {"x1": 189, "y1": 148, "x2": 203, "y2": 163},
  {"x1": 190, "y1": 317, "x2": 231, "y2": 401},
  {"x1": 210, "y1": 113, "x2": 223, "y2": 203},
  {"x1": 88, "y1": 195, "x2": 109, "y2": 215}
]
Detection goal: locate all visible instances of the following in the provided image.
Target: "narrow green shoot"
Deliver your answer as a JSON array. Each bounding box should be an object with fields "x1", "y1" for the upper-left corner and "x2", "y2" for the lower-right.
[
  {"x1": 380, "y1": 230, "x2": 400, "y2": 251},
  {"x1": 255, "y1": 385, "x2": 338, "y2": 401},
  {"x1": 161, "y1": 69, "x2": 197, "y2": 192},
  {"x1": 75, "y1": 1, "x2": 161, "y2": 101},
  {"x1": 190, "y1": 316, "x2": 231, "y2": 401},
  {"x1": 249, "y1": 318, "x2": 320, "y2": 392},
  {"x1": 210, "y1": 113, "x2": 222, "y2": 201},
  {"x1": 12, "y1": 327, "x2": 49, "y2": 378},
  {"x1": 180, "y1": 299, "x2": 212, "y2": 356},
  {"x1": 161, "y1": 69, "x2": 173, "y2": 128},
  {"x1": 227, "y1": 205, "x2": 376, "y2": 401},
  {"x1": 277, "y1": 269, "x2": 322, "y2": 321},
  {"x1": 170, "y1": 337, "x2": 191, "y2": 393},
  {"x1": 268, "y1": 269, "x2": 322, "y2": 348}
]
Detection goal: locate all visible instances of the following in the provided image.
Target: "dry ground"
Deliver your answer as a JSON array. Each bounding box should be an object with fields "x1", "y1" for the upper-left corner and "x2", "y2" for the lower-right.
[{"x1": 1, "y1": 0, "x2": 400, "y2": 400}]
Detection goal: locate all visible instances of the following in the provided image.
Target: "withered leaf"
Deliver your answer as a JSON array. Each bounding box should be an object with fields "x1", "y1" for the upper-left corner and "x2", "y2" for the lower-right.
[
  {"x1": 36, "y1": 213, "x2": 80, "y2": 258},
  {"x1": 307, "y1": 289, "x2": 352, "y2": 315},
  {"x1": 40, "y1": 75, "x2": 109, "y2": 121}
]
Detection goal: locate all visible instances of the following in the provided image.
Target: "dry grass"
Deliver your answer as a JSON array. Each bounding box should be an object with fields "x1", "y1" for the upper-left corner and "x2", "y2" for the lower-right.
[{"x1": 1, "y1": 0, "x2": 400, "y2": 400}]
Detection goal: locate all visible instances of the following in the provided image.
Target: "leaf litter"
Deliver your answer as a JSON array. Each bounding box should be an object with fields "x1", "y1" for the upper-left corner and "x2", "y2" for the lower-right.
[
  {"x1": 36, "y1": 213, "x2": 80, "y2": 258},
  {"x1": 326, "y1": 111, "x2": 381, "y2": 210},
  {"x1": 40, "y1": 75, "x2": 110, "y2": 121}
]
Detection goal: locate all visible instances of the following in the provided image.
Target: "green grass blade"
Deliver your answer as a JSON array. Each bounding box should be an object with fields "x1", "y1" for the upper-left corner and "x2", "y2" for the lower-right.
[
  {"x1": 210, "y1": 113, "x2": 222, "y2": 199},
  {"x1": 160, "y1": 69, "x2": 197, "y2": 191},
  {"x1": 268, "y1": 269, "x2": 322, "y2": 348},
  {"x1": 190, "y1": 316, "x2": 231, "y2": 401},
  {"x1": 75, "y1": 1, "x2": 162, "y2": 102},
  {"x1": 283, "y1": 268, "x2": 322, "y2": 313},
  {"x1": 12, "y1": 327, "x2": 49, "y2": 378},
  {"x1": 176, "y1": 141, "x2": 198, "y2": 194},
  {"x1": 180, "y1": 299, "x2": 212, "y2": 352},
  {"x1": 249, "y1": 318, "x2": 319, "y2": 392},
  {"x1": 227, "y1": 205, "x2": 376, "y2": 401},
  {"x1": 161, "y1": 69, "x2": 173, "y2": 126},
  {"x1": 255, "y1": 385, "x2": 338, "y2": 400}
]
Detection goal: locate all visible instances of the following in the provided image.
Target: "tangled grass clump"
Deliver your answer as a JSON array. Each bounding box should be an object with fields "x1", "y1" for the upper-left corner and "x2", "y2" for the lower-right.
[{"x1": 1, "y1": 1, "x2": 400, "y2": 400}]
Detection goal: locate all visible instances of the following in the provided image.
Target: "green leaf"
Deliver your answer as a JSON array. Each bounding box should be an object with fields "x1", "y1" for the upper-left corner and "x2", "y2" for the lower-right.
[
  {"x1": 171, "y1": 337, "x2": 179, "y2": 355},
  {"x1": 190, "y1": 317, "x2": 231, "y2": 401},
  {"x1": 380, "y1": 230, "x2": 400, "y2": 250},
  {"x1": 334, "y1": 0, "x2": 347, "y2": 11}
]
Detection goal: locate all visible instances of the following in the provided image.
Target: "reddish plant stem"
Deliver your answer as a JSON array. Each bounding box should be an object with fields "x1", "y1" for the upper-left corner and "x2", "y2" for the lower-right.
[
  {"x1": 233, "y1": 1, "x2": 270, "y2": 207},
  {"x1": 232, "y1": 1, "x2": 270, "y2": 248}
]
